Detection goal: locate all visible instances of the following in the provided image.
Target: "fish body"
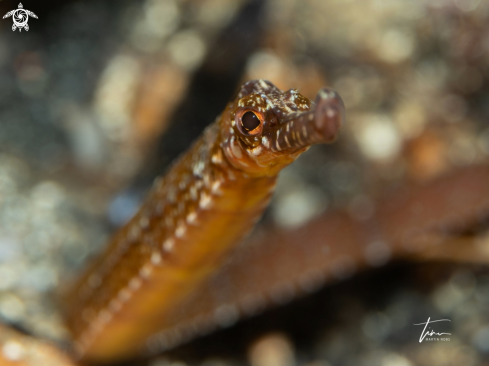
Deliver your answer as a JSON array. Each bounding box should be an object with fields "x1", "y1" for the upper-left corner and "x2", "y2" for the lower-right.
[{"x1": 63, "y1": 80, "x2": 344, "y2": 363}]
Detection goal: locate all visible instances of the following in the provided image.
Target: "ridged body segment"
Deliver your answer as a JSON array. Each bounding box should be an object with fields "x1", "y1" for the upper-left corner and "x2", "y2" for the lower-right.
[{"x1": 65, "y1": 125, "x2": 276, "y2": 362}]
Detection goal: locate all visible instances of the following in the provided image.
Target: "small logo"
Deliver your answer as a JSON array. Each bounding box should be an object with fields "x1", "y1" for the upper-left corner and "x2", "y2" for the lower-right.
[
  {"x1": 3, "y1": 3, "x2": 38, "y2": 32},
  {"x1": 414, "y1": 317, "x2": 451, "y2": 342}
]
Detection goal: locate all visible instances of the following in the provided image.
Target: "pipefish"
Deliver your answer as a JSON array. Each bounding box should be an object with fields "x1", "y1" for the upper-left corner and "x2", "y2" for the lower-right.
[{"x1": 62, "y1": 80, "x2": 345, "y2": 363}]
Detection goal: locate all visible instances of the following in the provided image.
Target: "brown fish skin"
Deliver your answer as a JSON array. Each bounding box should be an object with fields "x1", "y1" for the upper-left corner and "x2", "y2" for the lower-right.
[{"x1": 62, "y1": 80, "x2": 344, "y2": 363}]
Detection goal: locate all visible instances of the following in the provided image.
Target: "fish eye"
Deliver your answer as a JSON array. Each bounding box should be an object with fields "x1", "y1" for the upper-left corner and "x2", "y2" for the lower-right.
[
  {"x1": 235, "y1": 109, "x2": 264, "y2": 136},
  {"x1": 241, "y1": 111, "x2": 260, "y2": 131}
]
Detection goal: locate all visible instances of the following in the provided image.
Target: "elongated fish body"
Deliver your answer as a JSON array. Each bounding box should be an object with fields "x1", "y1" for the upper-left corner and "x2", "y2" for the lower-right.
[{"x1": 63, "y1": 80, "x2": 345, "y2": 363}]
